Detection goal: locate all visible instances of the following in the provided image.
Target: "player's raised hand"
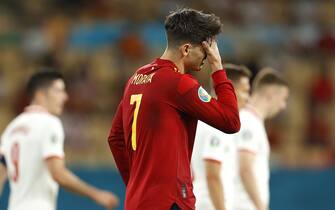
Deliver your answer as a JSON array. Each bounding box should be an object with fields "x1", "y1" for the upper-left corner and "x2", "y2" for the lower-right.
[
  {"x1": 202, "y1": 38, "x2": 223, "y2": 73},
  {"x1": 93, "y1": 190, "x2": 119, "y2": 210}
]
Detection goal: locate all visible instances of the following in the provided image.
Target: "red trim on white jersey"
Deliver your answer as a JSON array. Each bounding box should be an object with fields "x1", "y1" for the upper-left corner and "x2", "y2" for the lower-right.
[
  {"x1": 203, "y1": 158, "x2": 222, "y2": 164},
  {"x1": 191, "y1": 165, "x2": 195, "y2": 181},
  {"x1": 44, "y1": 155, "x2": 64, "y2": 161},
  {"x1": 238, "y1": 149, "x2": 257, "y2": 155},
  {"x1": 10, "y1": 125, "x2": 29, "y2": 136}
]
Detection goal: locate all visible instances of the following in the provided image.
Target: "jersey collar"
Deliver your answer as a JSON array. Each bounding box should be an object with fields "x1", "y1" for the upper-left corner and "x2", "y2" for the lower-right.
[{"x1": 154, "y1": 58, "x2": 180, "y2": 73}]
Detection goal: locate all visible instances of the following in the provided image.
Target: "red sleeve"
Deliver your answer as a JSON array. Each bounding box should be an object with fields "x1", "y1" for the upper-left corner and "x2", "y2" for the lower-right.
[
  {"x1": 108, "y1": 100, "x2": 130, "y2": 185},
  {"x1": 176, "y1": 70, "x2": 240, "y2": 133}
]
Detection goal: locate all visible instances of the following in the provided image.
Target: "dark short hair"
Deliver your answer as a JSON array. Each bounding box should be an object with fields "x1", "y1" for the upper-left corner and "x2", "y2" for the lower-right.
[
  {"x1": 27, "y1": 70, "x2": 64, "y2": 99},
  {"x1": 252, "y1": 68, "x2": 288, "y2": 92},
  {"x1": 164, "y1": 8, "x2": 222, "y2": 46},
  {"x1": 224, "y1": 63, "x2": 252, "y2": 83}
]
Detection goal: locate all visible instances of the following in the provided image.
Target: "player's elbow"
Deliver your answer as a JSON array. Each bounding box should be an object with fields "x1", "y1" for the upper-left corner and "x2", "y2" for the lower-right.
[
  {"x1": 48, "y1": 164, "x2": 69, "y2": 186},
  {"x1": 50, "y1": 168, "x2": 66, "y2": 185},
  {"x1": 221, "y1": 113, "x2": 241, "y2": 134},
  {"x1": 108, "y1": 132, "x2": 125, "y2": 150},
  {"x1": 239, "y1": 165, "x2": 253, "y2": 179},
  {"x1": 214, "y1": 119, "x2": 240, "y2": 134},
  {"x1": 51, "y1": 173, "x2": 61, "y2": 185},
  {"x1": 227, "y1": 119, "x2": 241, "y2": 134}
]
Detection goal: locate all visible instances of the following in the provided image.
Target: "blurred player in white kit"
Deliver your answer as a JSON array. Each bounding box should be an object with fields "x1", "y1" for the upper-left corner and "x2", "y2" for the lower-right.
[
  {"x1": 0, "y1": 70, "x2": 119, "y2": 210},
  {"x1": 233, "y1": 68, "x2": 289, "y2": 210},
  {"x1": 192, "y1": 64, "x2": 252, "y2": 210}
]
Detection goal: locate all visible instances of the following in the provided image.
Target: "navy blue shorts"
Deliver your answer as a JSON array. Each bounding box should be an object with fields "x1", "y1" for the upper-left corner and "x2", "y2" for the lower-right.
[{"x1": 170, "y1": 203, "x2": 181, "y2": 210}]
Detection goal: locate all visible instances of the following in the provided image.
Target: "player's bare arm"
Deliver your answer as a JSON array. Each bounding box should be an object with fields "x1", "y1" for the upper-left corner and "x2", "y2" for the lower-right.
[
  {"x1": 0, "y1": 161, "x2": 7, "y2": 197},
  {"x1": 239, "y1": 151, "x2": 268, "y2": 210},
  {"x1": 205, "y1": 160, "x2": 226, "y2": 210},
  {"x1": 47, "y1": 157, "x2": 119, "y2": 210}
]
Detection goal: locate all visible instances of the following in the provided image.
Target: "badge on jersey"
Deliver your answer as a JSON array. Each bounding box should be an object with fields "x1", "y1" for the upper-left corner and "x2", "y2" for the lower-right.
[
  {"x1": 210, "y1": 136, "x2": 220, "y2": 147},
  {"x1": 51, "y1": 134, "x2": 58, "y2": 144},
  {"x1": 198, "y1": 86, "x2": 211, "y2": 103}
]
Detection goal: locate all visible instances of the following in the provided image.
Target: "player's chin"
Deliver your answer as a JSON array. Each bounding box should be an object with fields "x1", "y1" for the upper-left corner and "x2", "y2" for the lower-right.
[
  {"x1": 188, "y1": 67, "x2": 201, "y2": 72},
  {"x1": 270, "y1": 110, "x2": 279, "y2": 118},
  {"x1": 194, "y1": 64, "x2": 204, "y2": 71},
  {"x1": 54, "y1": 106, "x2": 64, "y2": 116},
  {"x1": 238, "y1": 102, "x2": 246, "y2": 109}
]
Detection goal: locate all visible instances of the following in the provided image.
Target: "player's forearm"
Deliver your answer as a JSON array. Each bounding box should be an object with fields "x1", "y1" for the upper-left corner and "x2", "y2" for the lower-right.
[
  {"x1": 207, "y1": 176, "x2": 226, "y2": 210},
  {"x1": 194, "y1": 70, "x2": 241, "y2": 133},
  {"x1": 240, "y1": 169, "x2": 266, "y2": 210},
  {"x1": 0, "y1": 165, "x2": 7, "y2": 196},
  {"x1": 211, "y1": 71, "x2": 240, "y2": 133},
  {"x1": 0, "y1": 184, "x2": 4, "y2": 197},
  {"x1": 54, "y1": 168, "x2": 99, "y2": 201}
]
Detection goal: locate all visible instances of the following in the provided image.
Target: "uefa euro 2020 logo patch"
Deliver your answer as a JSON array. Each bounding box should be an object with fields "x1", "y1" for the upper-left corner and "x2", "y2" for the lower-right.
[{"x1": 198, "y1": 86, "x2": 211, "y2": 103}]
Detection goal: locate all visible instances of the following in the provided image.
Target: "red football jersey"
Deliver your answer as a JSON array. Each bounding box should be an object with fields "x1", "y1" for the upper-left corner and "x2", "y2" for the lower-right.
[{"x1": 108, "y1": 58, "x2": 240, "y2": 210}]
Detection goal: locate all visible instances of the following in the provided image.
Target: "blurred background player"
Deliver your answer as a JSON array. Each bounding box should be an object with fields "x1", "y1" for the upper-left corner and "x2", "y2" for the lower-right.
[
  {"x1": 233, "y1": 68, "x2": 289, "y2": 210},
  {"x1": 192, "y1": 64, "x2": 252, "y2": 210},
  {"x1": 108, "y1": 8, "x2": 240, "y2": 210},
  {"x1": 0, "y1": 71, "x2": 119, "y2": 210}
]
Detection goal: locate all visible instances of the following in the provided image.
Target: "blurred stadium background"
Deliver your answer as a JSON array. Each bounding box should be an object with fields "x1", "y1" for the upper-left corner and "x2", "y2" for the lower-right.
[{"x1": 0, "y1": 0, "x2": 335, "y2": 209}]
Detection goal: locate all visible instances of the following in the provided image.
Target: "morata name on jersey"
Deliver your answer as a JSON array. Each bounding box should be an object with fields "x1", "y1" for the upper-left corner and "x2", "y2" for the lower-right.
[{"x1": 131, "y1": 73, "x2": 155, "y2": 85}]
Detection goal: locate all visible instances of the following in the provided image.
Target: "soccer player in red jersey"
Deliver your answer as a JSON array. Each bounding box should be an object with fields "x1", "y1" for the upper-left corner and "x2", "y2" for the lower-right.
[{"x1": 108, "y1": 8, "x2": 241, "y2": 210}]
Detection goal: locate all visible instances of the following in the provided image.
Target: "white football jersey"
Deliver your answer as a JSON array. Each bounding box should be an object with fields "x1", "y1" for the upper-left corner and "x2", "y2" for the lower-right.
[
  {"x1": 0, "y1": 105, "x2": 64, "y2": 210},
  {"x1": 233, "y1": 107, "x2": 270, "y2": 210},
  {"x1": 192, "y1": 120, "x2": 237, "y2": 210}
]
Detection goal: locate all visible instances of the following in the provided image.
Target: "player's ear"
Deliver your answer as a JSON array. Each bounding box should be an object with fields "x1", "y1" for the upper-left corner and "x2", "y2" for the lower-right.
[{"x1": 180, "y1": 43, "x2": 191, "y2": 57}]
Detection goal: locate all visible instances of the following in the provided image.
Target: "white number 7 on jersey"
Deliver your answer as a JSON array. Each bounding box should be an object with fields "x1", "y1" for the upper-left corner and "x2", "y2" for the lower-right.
[{"x1": 130, "y1": 94, "x2": 143, "y2": 151}]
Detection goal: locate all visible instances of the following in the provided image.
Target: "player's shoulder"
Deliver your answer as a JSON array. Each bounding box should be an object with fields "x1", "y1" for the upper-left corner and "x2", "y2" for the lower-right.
[
  {"x1": 197, "y1": 120, "x2": 226, "y2": 142},
  {"x1": 23, "y1": 112, "x2": 63, "y2": 129},
  {"x1": 237, "y1": 109, "x2": 261, "y2": 134},
  {"x1": 45, "y1": 114, "x2": 62, "y2": 126},
  {"x1": 43, "y1": 114, "x2": 63, "y2": 130},
  {"x1": 239, "y1": 109, "x2": 260, "y2": 123},
  {"x1": 237, "y1": 108, "x2": 263, "y2": 138},
  {"x1": 177, "y1": 74, "x2": 199, "y2": 95}
]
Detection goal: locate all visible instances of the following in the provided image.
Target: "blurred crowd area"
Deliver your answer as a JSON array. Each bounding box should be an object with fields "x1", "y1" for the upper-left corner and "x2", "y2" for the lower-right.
[{"x1": 0, "y1": 0, "x2": 335, "y2": 168}]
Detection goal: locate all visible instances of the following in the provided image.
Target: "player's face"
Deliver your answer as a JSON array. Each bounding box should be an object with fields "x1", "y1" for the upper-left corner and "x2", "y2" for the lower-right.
[
  {"x1": 235, "y1": 77, "x2": 250, "y2": 109},
  {"x1": 267, "y1": 85, "x2": 289, "y2": 118},
  {"x1": 45, "y1": 79, "x2": 68, "y2": 116},
  {"x1": 183, "y1": 44, "x2": 207, "y2": 71}
]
